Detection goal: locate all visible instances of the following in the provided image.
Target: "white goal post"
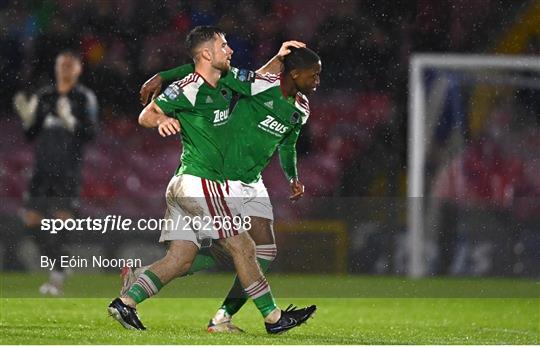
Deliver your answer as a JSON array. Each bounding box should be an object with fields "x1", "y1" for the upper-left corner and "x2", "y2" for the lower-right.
[{"x1": 407, "y1": 53, "x2": 540, "y2": 277}]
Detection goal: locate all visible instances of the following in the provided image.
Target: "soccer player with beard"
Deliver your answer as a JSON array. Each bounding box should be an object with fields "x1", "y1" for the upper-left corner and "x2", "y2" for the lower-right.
[
  {"x1": 108, "y1": 26, "x2": 315, "y2": 334},
  {"x1": 137, "y1": 45, "x2": 321, "y2": 333}
]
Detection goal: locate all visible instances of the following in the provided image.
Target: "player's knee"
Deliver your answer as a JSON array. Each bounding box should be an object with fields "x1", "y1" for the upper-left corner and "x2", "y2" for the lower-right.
[
  {"x1": 256, "y1": 244, "x2": 277, "y2": 262},
  {"x1": 224, "y1": 233, "x2": 255, "y2": 252},
  {"x1": 225, "y1": 234, "x2": 256, "y2": 260},
  {"x1": 248, "y1": 217, "x2": 275, "y2": 245}
]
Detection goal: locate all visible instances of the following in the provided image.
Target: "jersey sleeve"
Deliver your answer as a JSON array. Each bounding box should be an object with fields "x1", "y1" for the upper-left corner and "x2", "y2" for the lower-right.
[
  {"x1": 278, "y1": 126, "x2": 301, "y2": 181},
  {"x1": 76, "y1": 88, "x2": 99, "y2": 141},
  {"x1": 221, "y1": 67, "x2": 280, "y2": 96},
  {"x1": 158, "y1": 64, "x2": 195, "y2": 82},
  {"x1": 154, "y1": 81, "x2": 192, "y2": 116}
]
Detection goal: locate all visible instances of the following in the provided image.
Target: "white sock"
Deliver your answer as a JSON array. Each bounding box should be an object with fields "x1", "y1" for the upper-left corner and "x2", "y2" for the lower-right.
[
  {"x1": 212, "y1": 308, "x2": 231, "y2": 324},
  {"x1": 49, "y1": 271, "x2": 66, "y2": 287}
]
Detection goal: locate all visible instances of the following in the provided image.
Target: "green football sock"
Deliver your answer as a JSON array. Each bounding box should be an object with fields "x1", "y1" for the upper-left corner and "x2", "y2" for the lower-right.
[
  {"x1": 244, "y1": 276, "x2": 277, "y2": 317},
  {"x1": 184, "y1": 253, "x2": 218, "y2": 276},
  {"x1": 221, "y1": 257, "x2": 272, "y2": 316},
  {"x1": 126, "y1": 270, "x2": 163, "y2": 304}
]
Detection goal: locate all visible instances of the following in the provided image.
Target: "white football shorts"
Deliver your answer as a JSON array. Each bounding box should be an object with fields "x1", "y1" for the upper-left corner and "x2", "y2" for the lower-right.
[
  {"x1": 229, "y1": 178, "x2": 274, "y2": 221},
  {"x1": 159, "y1": 174, "x2": 246, "y2": 248}
]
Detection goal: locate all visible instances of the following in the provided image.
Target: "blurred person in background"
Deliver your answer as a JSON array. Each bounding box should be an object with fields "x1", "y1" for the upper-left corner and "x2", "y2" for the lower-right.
[{"x1": 13, "y1": 51, "x2": 98, "y2": 295}]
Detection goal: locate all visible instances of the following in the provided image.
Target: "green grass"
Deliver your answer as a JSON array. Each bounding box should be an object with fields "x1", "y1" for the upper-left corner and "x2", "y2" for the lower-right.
[
  {"x1": 1, "y1": 272, "x2": 538, "y2": 298},
  {"x1": 0, "y1": 273, "x2": 538, "y2": 344}
]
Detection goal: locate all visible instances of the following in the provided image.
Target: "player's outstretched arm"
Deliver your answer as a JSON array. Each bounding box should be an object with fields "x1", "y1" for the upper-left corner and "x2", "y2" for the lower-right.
[
  {"x1": 140, "y1": 40, "x2": 304, "y2": 103},
  {"x1": 140, "y1": 74, "x2": 163, "y2": 106},
  {"x1": 139, "y1": 101, "x2": 180, "y2": 137},
  {"x1": 256, "y1": 40, "x2": 306, "y2": 74},
  {"x1": 140, "y1": 65, "x2": 194, "y2": 105}
]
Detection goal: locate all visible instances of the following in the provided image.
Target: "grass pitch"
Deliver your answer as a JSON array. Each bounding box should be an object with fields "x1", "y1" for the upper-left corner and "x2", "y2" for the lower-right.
[{"x1": 0, "y1": 272, "x2": 538, "y2": 344}]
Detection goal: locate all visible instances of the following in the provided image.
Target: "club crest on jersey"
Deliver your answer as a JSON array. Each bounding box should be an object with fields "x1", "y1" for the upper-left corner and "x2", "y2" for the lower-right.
[
  {"x1": 258, "y1": 115, "x2": 289, "y2": 137},
  {"x1": 290, "y1": 112, "x2": 300, "y2": 124},
  {"x1": 220, "y1": 88, "x2": 231, "y2": 101}
]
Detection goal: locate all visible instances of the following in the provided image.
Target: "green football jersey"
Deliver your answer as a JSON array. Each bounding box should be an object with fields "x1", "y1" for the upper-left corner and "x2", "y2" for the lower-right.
[
  {"x1": 158, "y1": 65, "x2": 309, "y2": 183},
  {"x1": 154, "y1": 72, "x2": 235, "y2": 181},
  {"x1": 221, "y1": 68, "x2": 309, "y2": 183}
]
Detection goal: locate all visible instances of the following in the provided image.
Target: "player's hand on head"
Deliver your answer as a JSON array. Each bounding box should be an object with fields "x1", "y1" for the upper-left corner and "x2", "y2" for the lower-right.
[
  {"x1": 278, "y1": 40, "x2": 306, "y2": 60},
  {"x1": 157, "y1": 117, "x2": 180, "y2": 137},
  {"x1": 140, "y1": 74, "x2": 163, "y2": 106},
  {"x1": 289, "y1": 178, "x2": 305, "y2": 202}
]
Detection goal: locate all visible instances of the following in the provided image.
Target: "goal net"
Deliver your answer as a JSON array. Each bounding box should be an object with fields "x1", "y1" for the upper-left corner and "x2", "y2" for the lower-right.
[{"x1": 408, "y1": 54, "x2": 540, "y2": 277}]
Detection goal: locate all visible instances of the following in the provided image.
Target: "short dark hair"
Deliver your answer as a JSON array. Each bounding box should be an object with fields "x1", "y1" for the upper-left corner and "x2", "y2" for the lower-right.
[
  {"x1": 283, "y1": 47, "x2": 320, "y2": 72},
  {"x1": 185, "y1": 26, "x2": 226, "y2": 58},
  {"x1": 57, "y1": 50, "x2": 81, "y2": 61}
]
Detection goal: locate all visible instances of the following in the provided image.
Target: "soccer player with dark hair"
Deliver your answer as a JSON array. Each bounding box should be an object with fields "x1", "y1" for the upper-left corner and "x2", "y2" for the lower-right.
[
  {"x1": 136, "y1": 34, "x2": 321, "y2": 333},
  {"x1": 13, "y1": 51, "x2": 98, "y2": 295},
  {"x1": 108, "y1": 26, "x2": 315, "y2": 334}
]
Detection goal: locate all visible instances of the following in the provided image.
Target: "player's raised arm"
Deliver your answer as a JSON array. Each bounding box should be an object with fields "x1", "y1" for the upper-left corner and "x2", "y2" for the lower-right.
[
  {"x1": 256, "y1": 40, "x2": 306, "y2": 74},
  {"x1": 139, "y1": 100, "x2": 180, "y2": 137},
  {"x1": 139, "y1": 74, "x2": 163, "y2": 106},
  {"x1": 141, "y1": 40, "x2": 305, "y2": 104},
  {"x1": 218, "y1": 41, "x2": 305, "y2": 96},
  {"x1": 139, "y1": 64, "x2": 194, "y2": 105}
]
